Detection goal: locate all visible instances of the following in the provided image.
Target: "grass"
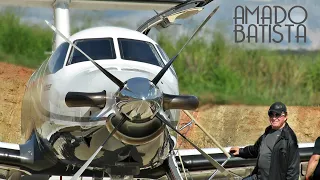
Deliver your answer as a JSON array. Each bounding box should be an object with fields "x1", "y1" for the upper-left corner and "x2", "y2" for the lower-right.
[
  {"x1": 0, "y1": 9, "x2": 319, "y2": 106},
  {"x1": 0, "y1": 8, "x2": 52, "y2": 68},
  {"x1": 157, "y1": 32, "x2": 320, "y2": 106}
]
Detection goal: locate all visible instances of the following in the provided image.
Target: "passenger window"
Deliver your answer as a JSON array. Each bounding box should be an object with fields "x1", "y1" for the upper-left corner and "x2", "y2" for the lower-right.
[{"x1": 68, "y1": 38, "x2": 116, "y2": 65}]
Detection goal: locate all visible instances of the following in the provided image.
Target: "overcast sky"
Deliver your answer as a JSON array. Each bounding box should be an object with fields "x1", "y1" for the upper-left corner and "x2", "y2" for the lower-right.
[{"x1": 0, "y1": 0, "x2": 319, "y2": 50}]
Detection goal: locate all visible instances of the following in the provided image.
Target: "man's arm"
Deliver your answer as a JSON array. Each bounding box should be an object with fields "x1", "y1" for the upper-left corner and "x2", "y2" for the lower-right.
[
  {"x1": 305, "y1": 137, "x2": 320, "y2": 180},
  {"x1": 238, "y1": 135, "x2": 263, "y2": 158},
  {"x1": 306, "y1": 154, "x2": 320, "y2": 180},
  {"x1": 286, "y1": 141, "x2": 300, "y2": 180}
]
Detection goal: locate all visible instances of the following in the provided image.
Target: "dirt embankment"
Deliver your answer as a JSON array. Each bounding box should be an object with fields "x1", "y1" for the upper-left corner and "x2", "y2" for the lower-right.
[
  {"x1": 1, "y1": 62, "x2": 320, "y2": 148},
  {"x1": 178, "y1": 104, "x2": 320, "y2": 149},
  {"x1": 0, "y1": 62, "x2": 34, "y2": 143}
]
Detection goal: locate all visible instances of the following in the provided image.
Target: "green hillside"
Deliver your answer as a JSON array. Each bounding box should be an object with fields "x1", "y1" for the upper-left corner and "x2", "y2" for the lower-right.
[{"x1": 0, "y1": 10, "x2": 319, "y2": 106}]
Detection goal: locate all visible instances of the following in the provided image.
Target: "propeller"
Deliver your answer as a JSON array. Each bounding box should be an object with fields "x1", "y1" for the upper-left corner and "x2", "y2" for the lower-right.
[
  {"x1": 152, "y1": 6, "x2": 219, "y2": 85},
  {"x1": 45, "y1": 20, "x2": 124, "y2": 89},
  {"x1": 65, "y1": 91, "x2": 107, "y2": 108},
  {"x1": 155, "y1": 111, "x2": 234, "y2": 179},
  {"x1": 70, "y1": 116, "x2": 127, "y2": 180}
]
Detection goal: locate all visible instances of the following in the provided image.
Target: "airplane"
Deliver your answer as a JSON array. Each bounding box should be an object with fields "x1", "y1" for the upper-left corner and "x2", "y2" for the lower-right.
[
  {"x1": 0, "y1": 0, "x2": 240, "y2": 179},
  {"x1": 0, "y1": 1, "x2": 316, "y2": 180}
]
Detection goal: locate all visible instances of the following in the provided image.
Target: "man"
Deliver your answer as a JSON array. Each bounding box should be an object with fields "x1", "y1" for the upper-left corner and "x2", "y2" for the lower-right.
[
  {"x1": 305, "y1": 137, "x2": 320, "y2": 180},
  {"x1": 229, "y1": 102, "x2": 300, "y2": 180}
]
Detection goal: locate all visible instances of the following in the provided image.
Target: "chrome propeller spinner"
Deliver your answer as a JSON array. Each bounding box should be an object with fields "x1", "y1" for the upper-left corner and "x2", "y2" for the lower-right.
[{"x1": 115, "y1": 77, "x2": 162, "y2": 122}]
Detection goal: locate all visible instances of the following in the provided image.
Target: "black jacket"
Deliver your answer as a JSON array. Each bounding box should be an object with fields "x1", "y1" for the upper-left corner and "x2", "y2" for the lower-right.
[{"x1": 238, "y1": 122, "x2": 300, "y2": 180}]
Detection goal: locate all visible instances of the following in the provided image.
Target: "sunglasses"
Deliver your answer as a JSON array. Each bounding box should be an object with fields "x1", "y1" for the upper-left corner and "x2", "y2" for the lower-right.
[{"x1": 268, "y1": 112, "x2": 284, "y2": 118}]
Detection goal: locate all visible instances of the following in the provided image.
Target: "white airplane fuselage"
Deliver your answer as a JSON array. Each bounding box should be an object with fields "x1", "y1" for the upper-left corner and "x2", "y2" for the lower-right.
[{"x1": 20, "y1": 26, "x2": 180, "y2": 172}]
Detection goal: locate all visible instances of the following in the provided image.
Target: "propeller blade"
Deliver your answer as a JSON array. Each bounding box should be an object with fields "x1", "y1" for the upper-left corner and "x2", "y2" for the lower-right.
[
  {"x1": 183, "y1": 110, "x2": 231, "y2": 158},
  {"x1": 70, "y1": 117, "x2": 127, "y2": 180},
  {"x1": 45, "y1": 20, "x2": 124, "y2": 89},
  {"x1": 152, "y1": 6, "x2": 220, "y2": 85},
  {"x1": 65, "y1": 91, "x2": 106, "y2": 108},
  {"x1": 155, "y1": 112, "x2": 233, "y2": 179}
]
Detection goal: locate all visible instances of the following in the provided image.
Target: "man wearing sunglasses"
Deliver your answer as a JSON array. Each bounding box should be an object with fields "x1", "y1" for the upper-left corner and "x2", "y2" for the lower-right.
[{"x1": 229, "y1": 102, "x2": 300, "y2": 180}]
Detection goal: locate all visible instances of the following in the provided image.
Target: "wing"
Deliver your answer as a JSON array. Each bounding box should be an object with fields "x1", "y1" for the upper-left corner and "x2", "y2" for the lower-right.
[
  {"x1": 0, "y1": 0, "x2": 201, "y2": 49},
  {"x1": 175, "y1": 143, "x2": 314, "y2": 179},
  {"x1": 0, "y1": 0, "x2": 180, "y2": 10}
]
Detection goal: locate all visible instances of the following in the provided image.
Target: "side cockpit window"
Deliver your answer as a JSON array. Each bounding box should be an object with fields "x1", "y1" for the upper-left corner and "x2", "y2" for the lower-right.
[
  {"x1": 155, "y1": 44, "x2": 177, "y2": 78},
  {"x1": 68, "y1": 38, "x2": 116, "y2": 65},
  {"x1": 118, "y1": 38, "x2": 164, "y2": 67},
  {"x1": 47, "y1": 42, "x2": 69, "y2": 74},
  {"x1": 156, "y1": 44, "x2": 170, "y2": 62}
]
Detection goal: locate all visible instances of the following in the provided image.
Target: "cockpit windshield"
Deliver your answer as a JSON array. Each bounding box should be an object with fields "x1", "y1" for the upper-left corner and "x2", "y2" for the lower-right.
[
  {"x1": 68, "y1": 38, "x2": 116, "y2": 65},
  {"x1": 118, "y1": 38, "x2": 164, "y2": 67},
  {"x1": 67, "y1": 37, "x2": 166, "y2": 68}
]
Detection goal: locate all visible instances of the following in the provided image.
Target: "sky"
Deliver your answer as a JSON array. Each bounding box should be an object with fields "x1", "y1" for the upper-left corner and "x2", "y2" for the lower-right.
[{"x1": 0, "y1": 0, "x2": 319, "y2": 50}]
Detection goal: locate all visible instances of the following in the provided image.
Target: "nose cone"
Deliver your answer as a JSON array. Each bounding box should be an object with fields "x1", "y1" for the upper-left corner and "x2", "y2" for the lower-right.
[
  {"x1": 115, "y1": 77, "x2": 163, "y2": 122},
  {"x1": 122, "y1": 77, "x2": 162, "y2": 100}
]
